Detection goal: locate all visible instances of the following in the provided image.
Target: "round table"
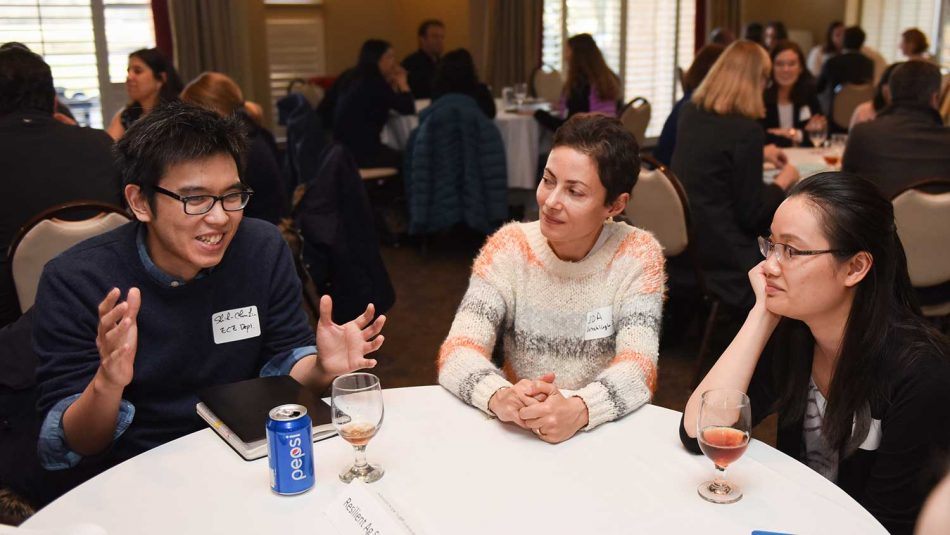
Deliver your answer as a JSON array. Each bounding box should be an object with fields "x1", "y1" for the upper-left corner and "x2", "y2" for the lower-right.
[
  {"x1": 764, "y1": 147, "x2": 836, "y2": 184},
  {"x1": 23, "y1": 386, "x2": 885, "y2": 534},
  {"x1": 382, "y1": 99, "x2": 549, "y2": 190}
]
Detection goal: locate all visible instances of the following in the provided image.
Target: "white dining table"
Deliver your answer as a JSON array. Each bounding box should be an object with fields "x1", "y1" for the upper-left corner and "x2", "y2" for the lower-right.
[
  {"x1": 382, "y1": 99, "x2": 549, "y2": 190},
  {"x1": 22, "y1": 386, "x2": 885, "y2": 534},
  {"x1": 764, "y1": 147, "x2": 837, "y2": 184}
]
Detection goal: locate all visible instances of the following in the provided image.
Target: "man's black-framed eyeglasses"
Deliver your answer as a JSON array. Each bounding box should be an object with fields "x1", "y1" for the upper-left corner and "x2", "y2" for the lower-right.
[
  {"x1": 757, "y1": 236, "x2": 850, "y2": 264},
  {"x1": 153, "y1": 185, "x2": 253, "y2": 215}
]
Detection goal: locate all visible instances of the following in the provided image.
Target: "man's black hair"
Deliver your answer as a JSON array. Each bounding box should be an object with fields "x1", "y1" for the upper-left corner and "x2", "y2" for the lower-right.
[
  {"x1": 114, "y1": 101, "x2": 248, "y2": 206},
  {"x1": 888, "y1": 60, "x2": 941, "y2": 106},
  {"x1": 0, "y1": 46, "x2": 55, "y2": 115},
  {"x1": 843, "y1": 26, "x2": 866, "y2": 50}
]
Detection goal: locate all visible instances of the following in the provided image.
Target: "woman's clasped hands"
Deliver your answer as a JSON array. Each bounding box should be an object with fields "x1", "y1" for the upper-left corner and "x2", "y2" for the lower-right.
[{"x1": 487, "y1": 373, "x2": 590, "y2": 444}]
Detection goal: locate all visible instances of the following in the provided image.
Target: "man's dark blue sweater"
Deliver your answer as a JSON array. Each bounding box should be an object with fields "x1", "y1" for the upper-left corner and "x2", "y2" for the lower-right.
[{"x1": 33, "y1": 218, "x2": 314, "y2": 469}]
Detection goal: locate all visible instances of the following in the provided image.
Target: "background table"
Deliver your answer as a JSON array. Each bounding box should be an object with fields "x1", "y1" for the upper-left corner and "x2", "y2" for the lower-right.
[
  {"x1": 764, "y1": 147, "x2": 836, "y2": 183},
  {"x1": 382, "y1": 99, "x2": 548, "y2": 190},
  {"x1": 24, "y1": 386, "x2": 885, "y2": 534}
]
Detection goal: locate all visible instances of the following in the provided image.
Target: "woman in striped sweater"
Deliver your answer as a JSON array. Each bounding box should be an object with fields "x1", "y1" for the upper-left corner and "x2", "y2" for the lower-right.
[{"x1": 438, "y1": 113, "x2": 666, "y2": 443}]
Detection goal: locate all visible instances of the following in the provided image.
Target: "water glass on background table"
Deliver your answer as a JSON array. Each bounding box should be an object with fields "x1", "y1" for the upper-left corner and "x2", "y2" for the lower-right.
[
  {"x1": 331, "y1": 373, "x2": 385, "y2": 483},
  {"x1": 806, "y1": 121, "x2": 827, "y2": 152},
  {"x1": 696, "y1": 389, "x2": 751, "y2": 504},
  {"x1": 514, "y1": 82, "x2": 528, "y2": 111}
]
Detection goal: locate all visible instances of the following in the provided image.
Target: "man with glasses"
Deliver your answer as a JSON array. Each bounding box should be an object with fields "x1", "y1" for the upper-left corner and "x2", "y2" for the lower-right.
[{"x1": 29, "y1": 102, "x2": 385, "y2": 499}]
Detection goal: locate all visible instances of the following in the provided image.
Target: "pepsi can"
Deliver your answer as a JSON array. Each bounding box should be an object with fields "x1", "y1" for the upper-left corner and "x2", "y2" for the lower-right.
[{"x1": 266, "y1": 404, "x2": 314, "y2": 495}]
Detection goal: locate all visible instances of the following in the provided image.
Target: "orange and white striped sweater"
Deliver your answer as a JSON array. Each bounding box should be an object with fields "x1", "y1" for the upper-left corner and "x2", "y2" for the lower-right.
[{"x1": 437, "y1": 220, "x2": 666, "y2": 430}]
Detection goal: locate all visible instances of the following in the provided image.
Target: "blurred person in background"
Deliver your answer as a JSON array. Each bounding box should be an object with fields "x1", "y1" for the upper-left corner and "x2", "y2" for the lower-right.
[
  {"x1": 534, "y1": 33, "x2": 620, "y2": 132},
  {"x1": 431, "y1": 48, "x2": 495, "y2": 119},
  {"x1": 181, "y1": 72, "x2": 288, "y2": 224},
  {"x1": 107, "y1": 48, "x2": 183, "y2": 140},
  {"x1": 848, "y1": 62, "x2": 902, "y2": 129},
  {"x1": 654, "y1": 44, "x2": 725, "y2": 166},
  {"x1": 334, "y1": 39, "x2": 414, "y2": 168},
  {"x1": 401, "y1": 19, "x2": 446, "y2": 99},
  {"x1": 762, "y1": 41, "x2": 825, "y2": 147},
  {"x1": 763, "y1": 21, "x2": 788, "y2": 53},
  {"x1": 807, "y1": 21, "x2": 844, "y2": 77}
]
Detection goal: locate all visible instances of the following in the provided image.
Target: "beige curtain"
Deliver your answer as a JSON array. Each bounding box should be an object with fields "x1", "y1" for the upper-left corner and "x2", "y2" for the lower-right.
[
  {"x1": 168, "y1": 0, "x2": 253, "y2": 94},
  {"x1": 476, "y1": 0, "x2": 543, "y2": 95},
  {"x1": 706, "y1": 0, "x2": 741, "y2": 39}
]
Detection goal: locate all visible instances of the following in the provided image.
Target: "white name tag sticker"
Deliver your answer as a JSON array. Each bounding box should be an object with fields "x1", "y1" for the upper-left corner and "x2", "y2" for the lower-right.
[
  {"x1": 799, "y1": 107, "x2": 812, "y2": 122},
  {"x1": 325, "y1": 481, "x2": 419, "y2": 535},
  {"x1": 211, "y1": 306, "x2": 261, "y2": 344},
  {"x1": 584, "y1": 306, "x2": 614, "y2": 341}
]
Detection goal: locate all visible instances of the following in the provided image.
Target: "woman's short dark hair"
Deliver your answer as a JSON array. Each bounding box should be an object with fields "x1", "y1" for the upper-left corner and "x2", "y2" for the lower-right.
[
  {"x1": 551, "y1": 113, "x2": 640, "y2": 205},
  {"x1": 128, "y1": 48, "x2": 183, "y2": 105},
  {"x1": 683, "y1": 44, "x2": 725, "y2": 93},
  {"x1": 744, "y1": 22, "x2": 764, "y2": 45},
  {"x1": 115, "y1": 101, "x2": 247, "y2": 207},
  {"x1": 432, "y1": 48, "x2": 478, "y2": 97},
  {"x1": 0, "y1": 46, "x2": 54, "y2": 115}
]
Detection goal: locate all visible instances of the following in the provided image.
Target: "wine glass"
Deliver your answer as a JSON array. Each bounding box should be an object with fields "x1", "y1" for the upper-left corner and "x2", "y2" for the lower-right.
[
  {"x1": 696, "y1": 389, "x2": 751, "y2": 504},
  {"x1": 331, "y1": 373, "x2": 385, "y2": 483},
  {"x1": 806, "y1": 121, "x2": 827, "y2": 152},
  {"x1": 514, "y1": 82, "x2": 528, "y2": 110},
  {"x1": 823, "y1": 133, "x2": 847, "y2": 169}
]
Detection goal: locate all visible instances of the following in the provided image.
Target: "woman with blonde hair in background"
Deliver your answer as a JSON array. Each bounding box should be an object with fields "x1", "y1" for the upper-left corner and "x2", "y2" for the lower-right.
[
  {"x1": 181, "y1": 72, "x2": 288, "y2": 224},
  {"x1": 671, "y1": 40, "x2": 799, "y2": 371}
]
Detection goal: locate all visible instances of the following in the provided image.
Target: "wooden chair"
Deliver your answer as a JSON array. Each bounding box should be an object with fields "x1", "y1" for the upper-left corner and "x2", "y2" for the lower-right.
[
  {"x1": 530, "y1": 65, "x2": 563, "y2": 104},
  {"x1": 8, "y1": 201, "x2": 130, "y2": 313},
  {"x1": 625, "y1": 156, "x2": 721, "y2": 386},
  {"x1": 892, "y1": 179, "x2": 950, "y2": 320},
  {"x1": 832, "y1": 83, "x2": 873, "y2": 131},
  {"x1": 620, "y1": 97, "x2": 651, "y2": 146}
]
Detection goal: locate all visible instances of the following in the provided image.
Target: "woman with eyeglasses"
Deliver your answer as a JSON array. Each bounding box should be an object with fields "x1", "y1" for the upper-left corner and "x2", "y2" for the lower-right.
[
  {"x1": 681, "y1": 172, "x2": 950, "y2": 534},
  {"x1": 180, "y1": 72, "x2": 288, "y2": 224}
]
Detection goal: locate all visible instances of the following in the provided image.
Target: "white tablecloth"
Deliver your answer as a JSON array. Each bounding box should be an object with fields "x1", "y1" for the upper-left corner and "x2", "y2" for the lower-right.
[
  {"x1": 24, "y1": 386, "x2": 885, "y2": 534},
  {"x1": 382, "y1": 99, "x2": 549, "y2": 190},
  {"x1": 764, "y1": 147, "x2": 836, "y2": 183}
]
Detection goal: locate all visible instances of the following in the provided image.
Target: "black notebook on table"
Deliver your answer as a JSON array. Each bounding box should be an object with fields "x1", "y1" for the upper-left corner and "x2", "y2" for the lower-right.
[{"x1": 196, "y1": 375, "x2": 336, "y2": 461}]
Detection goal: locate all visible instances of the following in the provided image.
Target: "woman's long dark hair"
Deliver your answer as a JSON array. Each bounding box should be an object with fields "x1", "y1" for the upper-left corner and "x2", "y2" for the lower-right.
[
  {"x1": 127, "y1": 48, "x2": 182, "y2": 106},
  {"x1": 823, "y1": 21, "x2": 844, "y2": 54},
  {"x1": 565, "y1": 34, "x2": 620, "y2": 102},
  {"x1": 771, "y1": 172, "x2": 948, "y2": 455},
  {"x1": 354, "y1": 39, "x2": 391, "y2": 81},
  {"x1": 764, "y1": 41, "x2": 816, "y2": 107}
]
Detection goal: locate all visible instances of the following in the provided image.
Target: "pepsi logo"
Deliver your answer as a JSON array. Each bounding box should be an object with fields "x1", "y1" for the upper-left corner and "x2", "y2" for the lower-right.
[{"x1": 290, "y1": 447, "x2": 302, "y2": 457}]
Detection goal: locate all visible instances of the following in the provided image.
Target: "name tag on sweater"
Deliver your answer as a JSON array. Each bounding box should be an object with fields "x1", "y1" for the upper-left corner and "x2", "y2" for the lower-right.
[
  {"x1": 584, "y1": 306, "x2": 614, "y2": 341},
  {"x1": 212, "y1": 306, "x2": 261, "y2": 344},
  {"x1": 799, "y1": 107, "x2": 812, "y2": 122}
]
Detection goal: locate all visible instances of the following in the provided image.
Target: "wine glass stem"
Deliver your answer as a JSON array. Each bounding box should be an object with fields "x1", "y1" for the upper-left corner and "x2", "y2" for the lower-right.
[
  {"x1": 352, "y1": 445, "x2": 368, "y2": 468},
  {"x1": 711, "y1": 465, "x2": 729, "y2": 493}
]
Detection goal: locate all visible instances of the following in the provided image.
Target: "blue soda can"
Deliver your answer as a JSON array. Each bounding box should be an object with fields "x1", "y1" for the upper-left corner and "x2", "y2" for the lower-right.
[{"x1": 266, "y1": 404, "x2": 314, "y2": 495}]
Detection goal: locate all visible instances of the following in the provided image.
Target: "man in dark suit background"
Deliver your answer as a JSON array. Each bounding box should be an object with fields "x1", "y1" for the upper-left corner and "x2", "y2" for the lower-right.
[
  {"x1": 401, "y1": 19, "x2": 446, "y2": 99},
  {"x1": 817, "y1": 26, "x2": 874, "y2": 109},
  {"x1": 0, "y1": 45, "x2": 121, "y2": 328},
  {"x1": 843, "y1": 60, "x2": 950, "y2": 199}
]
